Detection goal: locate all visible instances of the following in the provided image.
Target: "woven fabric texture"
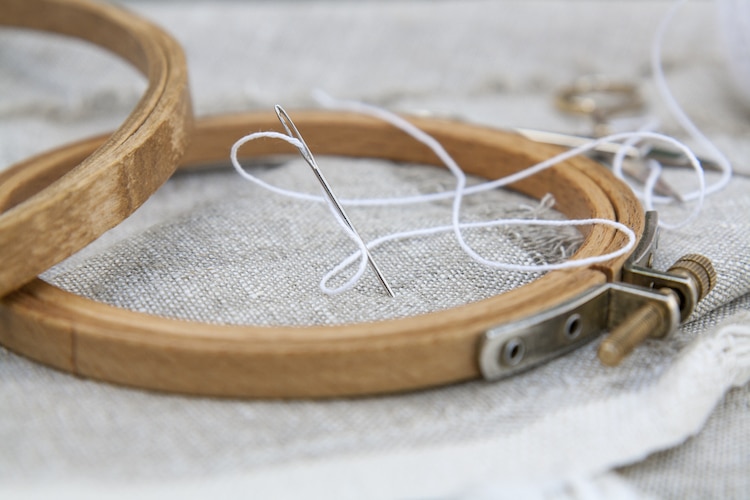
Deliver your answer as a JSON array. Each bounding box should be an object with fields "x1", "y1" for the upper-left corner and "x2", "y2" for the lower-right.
[{"x1": 1, "y1": 1, "x2": 748, "y2": 498}]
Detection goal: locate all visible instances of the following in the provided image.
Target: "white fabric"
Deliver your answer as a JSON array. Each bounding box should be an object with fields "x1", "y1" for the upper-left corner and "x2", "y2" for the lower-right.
[{"x1": 1, "y1": 1, "x2": 748, "y2": 498}]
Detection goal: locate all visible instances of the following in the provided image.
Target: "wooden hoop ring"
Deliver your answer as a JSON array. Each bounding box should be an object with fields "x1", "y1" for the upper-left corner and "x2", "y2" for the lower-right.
[
  {"x1": 0, "y1": 0, "x2": 193, "y2": 297},
  {"x1": 0, "y1": 111, "x2": 643, "y2": 398}
]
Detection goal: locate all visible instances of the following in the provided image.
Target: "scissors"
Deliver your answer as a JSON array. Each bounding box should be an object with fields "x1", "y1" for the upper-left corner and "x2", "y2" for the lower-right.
[{"x1": 517, "y1": 75, "x2": 720, "y2": 202}]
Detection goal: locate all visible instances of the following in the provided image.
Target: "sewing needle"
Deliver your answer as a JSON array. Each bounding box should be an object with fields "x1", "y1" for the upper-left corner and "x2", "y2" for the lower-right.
[{"x1": 274, "y1": 105, "x2": 395, "y2": 298}]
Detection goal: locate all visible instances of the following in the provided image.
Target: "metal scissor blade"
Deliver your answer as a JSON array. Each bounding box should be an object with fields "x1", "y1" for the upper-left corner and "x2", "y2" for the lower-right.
[
  {"x1": 642, "y1": 145, "x2": 723, "y2": 172},
  {"x1": 516, "y1": 128, "x2": 642, "y2": 159},
  {"x1": 516, "y1": 128, "x2": 684, "y2": 202},
  {"x1": 516, "y1": 128, "x2": 722, "y2": 172}
]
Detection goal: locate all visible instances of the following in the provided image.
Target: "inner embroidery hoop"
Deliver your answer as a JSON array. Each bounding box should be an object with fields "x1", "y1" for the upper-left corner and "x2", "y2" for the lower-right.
[
  {"x1": 46, "y1": 137, "x2": 583, "y2": 326},
  {"x1": 0, "y1": 111, "x2": 643, "y2": 398}
]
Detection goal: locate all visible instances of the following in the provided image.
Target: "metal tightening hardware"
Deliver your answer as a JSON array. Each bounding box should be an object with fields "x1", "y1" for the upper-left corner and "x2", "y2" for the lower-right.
[
  {"x1": 478, "y1": 212, "x2": 717, "y2": 381},
  {"x1": 598, "y1": 253, "x2": 716, "y2": 366},
  {"x1": 668, "y1": 254, "x2": 717, "y2": 312}
]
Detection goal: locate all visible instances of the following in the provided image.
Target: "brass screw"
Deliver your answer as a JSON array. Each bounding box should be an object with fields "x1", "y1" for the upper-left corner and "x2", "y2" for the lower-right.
[
  {"x1": 598, "y1": 254, "x2": 716, "y2": 367},
  {"x1": 598, "y1": 300, "x2": 665, "y2": 367},
  {"x1": 667, "y1": 253, "x2": 717, "y2": 305}
]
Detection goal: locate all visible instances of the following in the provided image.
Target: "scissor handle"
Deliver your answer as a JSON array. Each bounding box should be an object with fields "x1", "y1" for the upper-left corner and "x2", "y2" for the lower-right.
[{"x1": 556, "y1": 75, "x2": 645, "y2": 123}]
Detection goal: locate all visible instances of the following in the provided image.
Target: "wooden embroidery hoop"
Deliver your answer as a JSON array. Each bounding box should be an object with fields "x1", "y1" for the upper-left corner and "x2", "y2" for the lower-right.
[
  {"x1": 0, "y1": 111, "x2": 644, "y2": 398},
  {"x1": 0, "y1": 0, "x2": 193, "y2": 297}
]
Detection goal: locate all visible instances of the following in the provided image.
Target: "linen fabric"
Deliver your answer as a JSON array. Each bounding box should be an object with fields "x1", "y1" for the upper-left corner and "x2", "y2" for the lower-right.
[{"x1": 1, "y1": 1, "x2": 748, "y2": 498}]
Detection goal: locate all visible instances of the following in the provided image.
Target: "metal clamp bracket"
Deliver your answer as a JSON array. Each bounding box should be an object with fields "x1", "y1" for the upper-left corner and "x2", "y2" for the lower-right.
[{"x1": 478, "y1": 211, "x2": 715, "y2": 380}]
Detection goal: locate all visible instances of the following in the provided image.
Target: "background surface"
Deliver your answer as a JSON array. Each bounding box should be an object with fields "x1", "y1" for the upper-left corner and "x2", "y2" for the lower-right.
[{"x1": 1, "y1": 1, "x2": 748, "y2": 498}]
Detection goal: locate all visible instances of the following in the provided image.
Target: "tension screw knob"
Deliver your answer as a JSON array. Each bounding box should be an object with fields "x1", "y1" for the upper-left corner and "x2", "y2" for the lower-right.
[
  {"x1": 599, "y1": 254, "x2": 716, "y2": 367},
  {"x1": 667, "y1": 253, "x2": 717, "y2": 303}
]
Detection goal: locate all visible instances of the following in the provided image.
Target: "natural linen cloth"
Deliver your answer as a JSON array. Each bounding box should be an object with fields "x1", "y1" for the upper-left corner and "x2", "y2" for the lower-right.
[{"x1": 1, "y1": 1, "x2": 748, "y2": 498}]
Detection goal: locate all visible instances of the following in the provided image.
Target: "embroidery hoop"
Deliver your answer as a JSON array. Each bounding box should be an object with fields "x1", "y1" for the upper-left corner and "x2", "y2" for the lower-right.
[
  {"x1": 0, "y1": 111, "x2": 644, "y2": 398},
  {"x1": 0, "y1": 0, "x2": 193, "y2": 297}
]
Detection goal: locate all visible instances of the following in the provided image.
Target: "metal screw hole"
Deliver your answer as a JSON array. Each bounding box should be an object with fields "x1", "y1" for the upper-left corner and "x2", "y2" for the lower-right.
[
  {"x1": 502, "y1": 338, "x2": 525, "y2": 366},
  {"x1": 564, "y1": 313, "x2": 583, "y2": 339}
]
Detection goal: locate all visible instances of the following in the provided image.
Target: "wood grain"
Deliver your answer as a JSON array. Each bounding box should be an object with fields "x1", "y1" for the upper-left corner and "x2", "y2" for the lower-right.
[
  {"x1": 0, "y1": 112, "x2": 643, "y2": 398},
  {"x1": 0, "y1": 0, "x2": 193, "y2": 297}
]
